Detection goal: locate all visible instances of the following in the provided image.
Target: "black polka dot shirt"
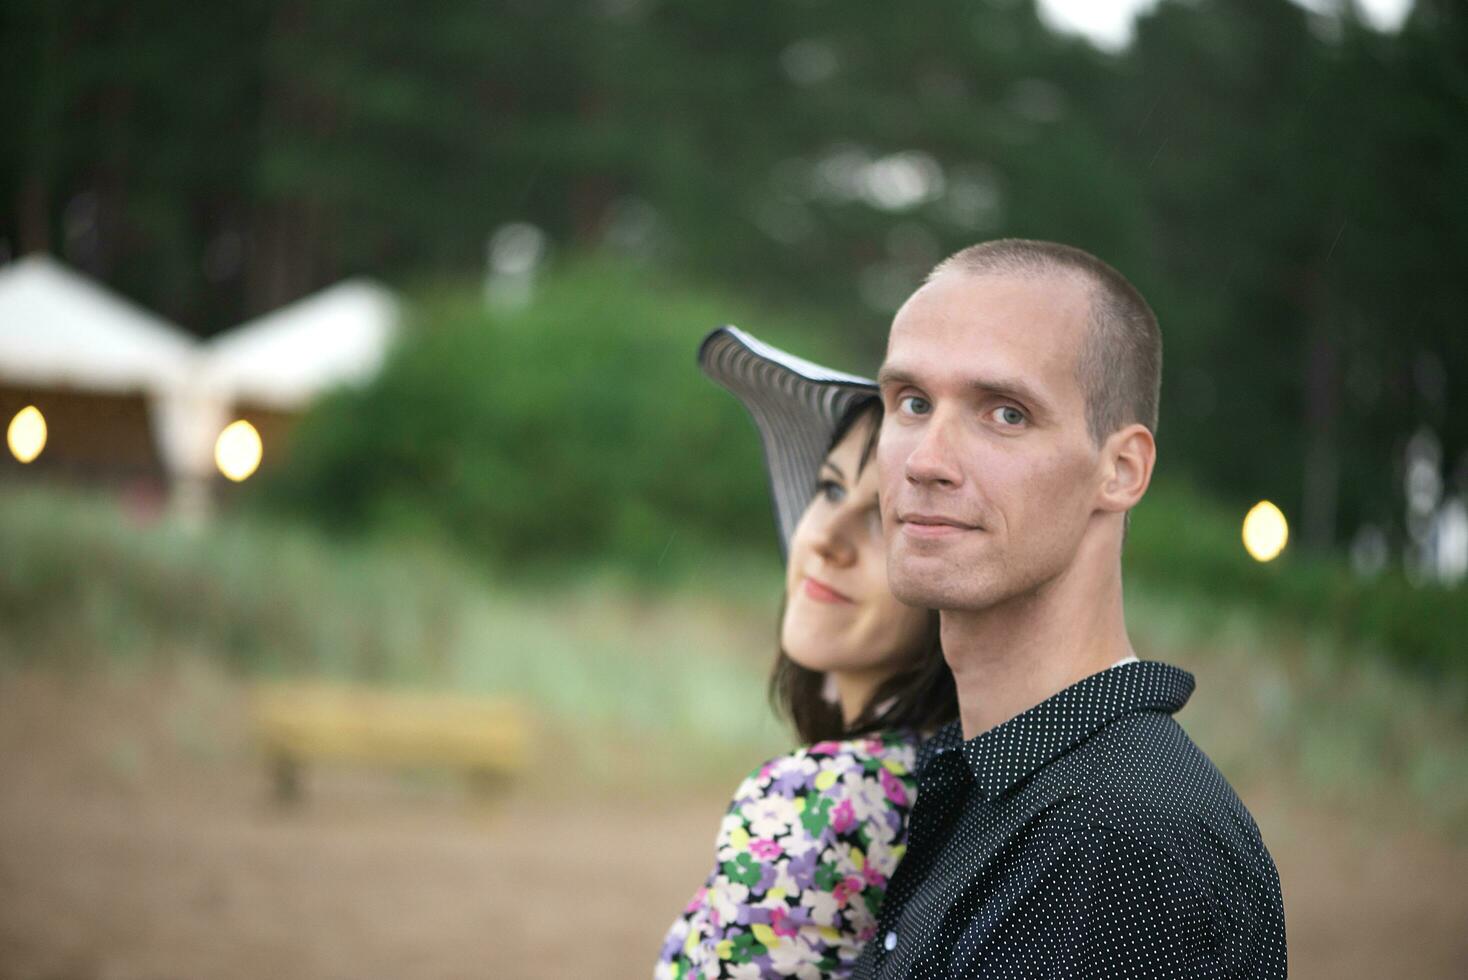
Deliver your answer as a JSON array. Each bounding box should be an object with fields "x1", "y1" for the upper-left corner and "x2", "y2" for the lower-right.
[{"x1": 853, "y1": 661, "x2": 1287, "y2": 978}]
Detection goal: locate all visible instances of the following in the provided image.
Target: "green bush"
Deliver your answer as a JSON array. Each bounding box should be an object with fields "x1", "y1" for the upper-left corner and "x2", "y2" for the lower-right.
[
  {"x1": 254, "y1": 257, "x2": 872, "y2": 576},
  {"x1": 1127, "y1": 480, "x2": 1467, "y2": 682},
  {"x1": 248, "y1": 256, "x2": 1462, "y2": 683}
]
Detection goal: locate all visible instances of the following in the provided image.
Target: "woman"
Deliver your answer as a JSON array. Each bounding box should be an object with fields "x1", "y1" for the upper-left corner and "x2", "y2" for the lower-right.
[{"x1": 655, "y1": 328, "x2": 957, "y2": 980}]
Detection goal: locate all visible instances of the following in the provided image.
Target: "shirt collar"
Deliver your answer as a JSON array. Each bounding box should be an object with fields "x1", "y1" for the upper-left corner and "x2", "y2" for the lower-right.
[{"x1": 918, "y1": 661, "x2": 1195, "y2": 800}]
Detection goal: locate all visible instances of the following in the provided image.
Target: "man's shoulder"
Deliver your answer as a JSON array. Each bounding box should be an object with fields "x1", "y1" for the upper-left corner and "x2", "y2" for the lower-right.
[
  {"x1": 1032, "y1": 710, "x2": 1277, "y2": 887},
  {"x1": 1012, "y1": 713, "x2": 1287, "y2": 974},
  {"x1": 1039, "y1": 712, "x2": 1268, "y2": 850}
]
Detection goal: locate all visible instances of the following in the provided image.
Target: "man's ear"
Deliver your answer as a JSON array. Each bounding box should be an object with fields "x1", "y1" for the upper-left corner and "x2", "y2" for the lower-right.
[{"x1": 1097, "y1": 423, "x2": 1155, "y2": 514}]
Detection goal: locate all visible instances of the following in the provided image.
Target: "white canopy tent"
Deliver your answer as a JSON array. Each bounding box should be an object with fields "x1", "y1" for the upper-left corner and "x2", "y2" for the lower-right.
[
  {"x1": 0, "y1": 255, "x2": 203, "y2": 495},
  {"x1": 200, "y1": 279, "x2": 399, "y2": 412},
  {"x1": 0, "y1": 256, "x2": 398, "y2": 517},
  {"x1": 0, "y1": 254, "x2": 197, "y2": 396},
  {"x1": 157, "y1": 279, "x2": 399, "y2": 510}
]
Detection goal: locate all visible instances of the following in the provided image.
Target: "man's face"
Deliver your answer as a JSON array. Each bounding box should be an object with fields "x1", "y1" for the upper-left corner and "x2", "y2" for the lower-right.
[{"x1": 877, "y1": 269, "x2": 1105, "y2": 611}]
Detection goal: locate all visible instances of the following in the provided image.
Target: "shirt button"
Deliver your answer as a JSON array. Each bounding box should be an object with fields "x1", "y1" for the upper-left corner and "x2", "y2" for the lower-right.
[{"x1": 884, "y1": 930, "x2": 898, "y2": 952}]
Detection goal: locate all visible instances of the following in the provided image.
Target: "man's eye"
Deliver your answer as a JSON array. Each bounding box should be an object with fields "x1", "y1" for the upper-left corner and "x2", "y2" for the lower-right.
[
  {"x1": 816, "y1": 478, "x2": 846, "y2": 503},
  {"x1": 993, "y1": 406, "x2": 1026, "y2": 426},
  {"x1": 898, "y1": 395, "x2": 931, "y2": 416}
]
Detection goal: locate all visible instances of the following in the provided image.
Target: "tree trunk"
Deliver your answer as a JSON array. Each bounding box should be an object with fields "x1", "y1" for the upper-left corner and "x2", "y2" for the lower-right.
[{"x1": 1301, "y1": 277, "x2": 1340, "y2": 550}]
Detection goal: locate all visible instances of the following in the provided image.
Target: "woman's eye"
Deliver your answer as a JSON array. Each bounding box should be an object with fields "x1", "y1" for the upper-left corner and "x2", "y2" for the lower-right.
[
  {"x1": 816, "y1": 478, "x2": 846, "y2": 504},
  {"x1": 992, "y1": 406, "x2": 1026, "y2": 426},
  {"x1": 898, "y1": 395, "x2": 931, "y2": 416}
]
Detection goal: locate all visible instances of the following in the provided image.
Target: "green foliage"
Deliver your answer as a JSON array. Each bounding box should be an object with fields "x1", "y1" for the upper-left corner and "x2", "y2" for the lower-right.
[
  {"x1": 6, "y1": 0, "x2": 1467, "y2": 555},
  {"x1": 1128, "y1": 480, "x2": 1468, "y2": 680},
  {"x1": 252, "y1": 257, "x2": 869, "y2": 576},
  {"x1": 0, "y1": 485, "x2": 788, "y2": 778}
]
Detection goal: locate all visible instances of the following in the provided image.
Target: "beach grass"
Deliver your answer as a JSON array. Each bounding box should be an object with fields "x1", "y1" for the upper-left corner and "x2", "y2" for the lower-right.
[{"x1": 2, "y1": 484, "x2": 1463, "y2": 827}]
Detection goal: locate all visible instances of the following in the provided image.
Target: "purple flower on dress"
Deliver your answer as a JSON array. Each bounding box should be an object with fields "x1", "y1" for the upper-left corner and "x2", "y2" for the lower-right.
[
  {"x1": 768, "y1": 768, "x2": 809, "y2": 798},
  {"x1": 779, "y1": 904, "x2": 813, "y2": 928},
  {"x1": 831, "y1": 797, "x2": 856, "y2": 834},
  {"x1": 770, "y1": 906, "x2": 800, "y2": 938},
  {"x1": 785, "y1": 848, "x2": 819, "y2": 889},
  {"x1": 880, "y1": 766, "x2": 909, "y2": 806},
  {"x1": 655, "y1": 732, "x2": 921, "y2": 979},
  {"x1": 737, "y1": 905, "x2": 768, "y2": 926},
  {"x1": 755, "y1": 860, "x2": 778, "y2": 894},
  {"x1": 658, "y1": 926, "x2": 685, "y2": 962},
  {"x1": 750, "y1": 837, "x2": 783, "y2": 861},
  {"x1": 831, "y1": 875, "x2": 865, "y2": 908}
]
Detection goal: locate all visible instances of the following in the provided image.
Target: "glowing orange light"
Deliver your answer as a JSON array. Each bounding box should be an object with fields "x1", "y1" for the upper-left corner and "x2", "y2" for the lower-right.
[
  {"x1": 7, "y1": 406, "x2": 47, "y2": 463},
  {"x1": 215, "y1": 420, "x2": 262, "y2": 482},
  {"x1": 1242, "y1": 500, "x2": 1289, "y2": 563}
]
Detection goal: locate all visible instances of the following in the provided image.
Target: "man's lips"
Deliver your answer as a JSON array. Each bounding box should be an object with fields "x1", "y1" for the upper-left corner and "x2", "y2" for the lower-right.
[
  {"x1": 801, "y1": 576, "x2": 854, "y2": 604},
  {"x1": 899, "y1": 512, "x2": 979, "y2": 538}
]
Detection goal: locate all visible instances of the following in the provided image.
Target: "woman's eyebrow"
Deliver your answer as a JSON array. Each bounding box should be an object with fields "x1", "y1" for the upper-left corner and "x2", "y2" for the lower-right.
[{"x1": 821, "y1": 459, "x2": 847, "y2": 480}]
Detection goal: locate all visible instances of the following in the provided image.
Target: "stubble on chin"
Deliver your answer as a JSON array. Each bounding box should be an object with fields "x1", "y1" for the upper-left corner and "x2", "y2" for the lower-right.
[
  {"x1": 889, "y1": 549, "x2": 989, "y2": 611},
  {"x1": 891, "y1": 532, "x2": 1068, "y2": 612}
]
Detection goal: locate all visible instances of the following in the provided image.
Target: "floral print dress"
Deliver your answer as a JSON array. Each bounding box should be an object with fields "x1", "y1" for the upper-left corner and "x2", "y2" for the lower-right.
[{"x1": 655, "y1": 730, "x2": 920, "y2": 979}]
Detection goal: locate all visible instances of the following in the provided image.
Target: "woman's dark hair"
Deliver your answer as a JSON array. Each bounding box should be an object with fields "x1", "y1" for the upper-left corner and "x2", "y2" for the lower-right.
[{"x1": 769, "y1": 397, "x2": 958, "y2": 744}]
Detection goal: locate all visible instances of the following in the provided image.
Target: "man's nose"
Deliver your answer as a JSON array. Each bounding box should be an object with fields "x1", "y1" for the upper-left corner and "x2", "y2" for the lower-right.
[{"x1": 905, "y1": 412, "x2": 963, "y2": 488}]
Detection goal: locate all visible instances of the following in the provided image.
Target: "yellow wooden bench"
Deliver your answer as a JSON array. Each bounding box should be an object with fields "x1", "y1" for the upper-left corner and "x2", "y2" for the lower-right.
[{"x1": 249, "y1": 683, "x2": 531, "y2": 803}]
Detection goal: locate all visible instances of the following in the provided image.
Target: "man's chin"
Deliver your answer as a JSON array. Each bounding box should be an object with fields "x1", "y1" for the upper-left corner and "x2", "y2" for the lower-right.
[
  {"x1": 891, "y1": 544, "x2": 1007, "y2": 607},
  {"x1": 891, "y1": 560, "x2": 965, "y2": 610}
]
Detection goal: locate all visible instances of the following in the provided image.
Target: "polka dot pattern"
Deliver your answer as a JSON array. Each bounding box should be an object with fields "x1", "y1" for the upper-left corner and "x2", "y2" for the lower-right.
[{"x1": 853, "y1": 661, "x2": 1287, "y2": 978}]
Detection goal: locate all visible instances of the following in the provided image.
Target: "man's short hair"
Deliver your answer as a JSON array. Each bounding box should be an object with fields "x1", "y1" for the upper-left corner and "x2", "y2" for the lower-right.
[{"x1": 928, "y1": 239, "x2": 1161, "y2": 445}]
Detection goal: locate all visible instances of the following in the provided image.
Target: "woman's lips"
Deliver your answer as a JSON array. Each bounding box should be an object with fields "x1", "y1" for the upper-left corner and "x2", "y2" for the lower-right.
[{"x1": 802, "y1": 576, "x2": 854, "y2": 604}]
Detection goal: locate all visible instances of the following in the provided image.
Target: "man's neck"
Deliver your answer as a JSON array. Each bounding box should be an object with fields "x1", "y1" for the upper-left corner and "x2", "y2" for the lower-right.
[{"x1": 941, "y1": 554, "x2": 1136, "y2": 740}]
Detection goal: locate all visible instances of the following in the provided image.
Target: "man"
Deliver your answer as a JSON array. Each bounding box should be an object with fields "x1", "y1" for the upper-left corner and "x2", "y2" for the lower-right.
[{"x1": 854, "y1": 240, "x2": 1287, "y2": 978}]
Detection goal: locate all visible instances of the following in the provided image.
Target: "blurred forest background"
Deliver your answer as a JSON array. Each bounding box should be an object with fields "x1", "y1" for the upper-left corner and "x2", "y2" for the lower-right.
[
  {"x1": 5, "y1": 0, "x2": 1467, "y2": 563},
  {"x1": 2, "y1": 0, "x2": 1467, "y2": 977}
]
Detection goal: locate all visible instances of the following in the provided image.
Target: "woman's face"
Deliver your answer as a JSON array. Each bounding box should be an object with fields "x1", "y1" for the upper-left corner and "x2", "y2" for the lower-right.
[{"x1": 781, "y1": 412, "x2": 931, "y2": 681}]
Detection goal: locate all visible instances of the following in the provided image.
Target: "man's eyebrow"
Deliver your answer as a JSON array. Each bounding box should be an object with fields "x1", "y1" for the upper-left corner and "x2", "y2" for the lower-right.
[
  {"x1": 875, "y1": 364, "x2": 918, "y2": 388},
  {"x1": 968, "y1": 376, "x2": 1048, "y2": 412},
  {"x1": 877, "y1": 363, "x2": 1051, "y2": 415}
]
